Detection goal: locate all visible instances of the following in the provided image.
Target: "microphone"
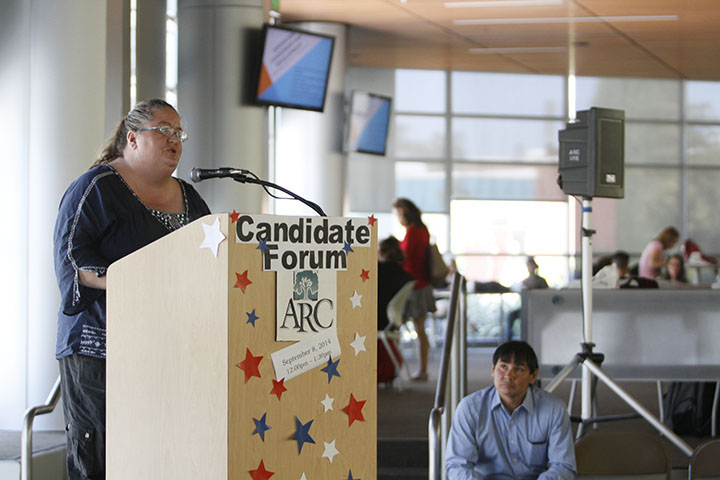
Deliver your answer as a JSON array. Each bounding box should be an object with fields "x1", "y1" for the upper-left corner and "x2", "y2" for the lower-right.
[{"x1": 189, "y1": 167, "x2": 249, "y2": 183}]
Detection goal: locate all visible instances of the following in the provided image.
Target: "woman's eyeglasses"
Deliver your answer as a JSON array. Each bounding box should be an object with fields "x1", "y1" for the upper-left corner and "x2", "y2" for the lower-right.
[{"x1": 138, "y1": 125, "x2": 188, "y2": 142}]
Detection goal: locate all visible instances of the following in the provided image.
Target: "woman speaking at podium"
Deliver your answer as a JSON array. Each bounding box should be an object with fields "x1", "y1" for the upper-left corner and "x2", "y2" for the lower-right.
[{"x1": 53, "y1": 99, "x2": 210, "y2": 479}]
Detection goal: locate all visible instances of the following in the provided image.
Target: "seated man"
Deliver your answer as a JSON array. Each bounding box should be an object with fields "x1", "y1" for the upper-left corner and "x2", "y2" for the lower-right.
[{"x1": 445, "y1": 341, "x2": 576, "y2": 479}]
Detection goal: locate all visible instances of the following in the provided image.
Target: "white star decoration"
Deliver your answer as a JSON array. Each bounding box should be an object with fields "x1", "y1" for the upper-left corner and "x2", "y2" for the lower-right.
[
  {"x1": 321, "y1": 394, "x2": 334, "y2": 413},
  {"x1": 350, "y1": 332, "x2": 366, "y2": 356},
  {"x1": 322, "y1": 439, "x2": 339, "y2": 464},
  {"x1": 199, "y1": 218, "x2": 225, "y2": 257},
  {"x1": 300, "y1": 474, "x2": 307, "y2": 480},
  {"x1": 349, "y1": 290, "x2": 362, "y2": 309}
]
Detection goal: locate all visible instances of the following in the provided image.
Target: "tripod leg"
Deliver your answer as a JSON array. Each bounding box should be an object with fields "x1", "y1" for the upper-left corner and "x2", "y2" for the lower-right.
[
  {"x1": 712, "y1": 380, "x2": 719, "y2": 437},
  {"x1": 544, "y1": 356, "x2": 582, "y2": 393},
  {"x1": 577, "y1": 364, "x2": 593, "y2": 440},
  {"x1": 582, "y1": 358, "x2": 693, "y2": 457},
  {"x1": 591, "y1": 375, "x2": 599, "y2": 431},
  {"x1": 656, "y1": 381, "x2": 664, "y2": 424},
  {"x1": 568, "y1": 379, "x2": 577, "y2": 417}
]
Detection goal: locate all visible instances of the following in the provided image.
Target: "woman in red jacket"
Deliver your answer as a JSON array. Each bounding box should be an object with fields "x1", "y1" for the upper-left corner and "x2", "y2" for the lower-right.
[{"x1": 393, "y1": 198, "x2": 437, "y2": 381}]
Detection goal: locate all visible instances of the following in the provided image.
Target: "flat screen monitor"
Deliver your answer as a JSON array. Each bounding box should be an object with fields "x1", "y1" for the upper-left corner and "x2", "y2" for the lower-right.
[
  {"x1": 345, "y1": 91, "x2": 392, "y2": 156},
  {"x1": 255, "y1": 24, "x2": 335, "y2": 112}
]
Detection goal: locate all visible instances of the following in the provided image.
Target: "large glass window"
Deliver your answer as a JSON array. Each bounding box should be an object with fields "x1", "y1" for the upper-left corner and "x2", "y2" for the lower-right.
[
  {"x1": 451, "y1": 72, "x2": 564, "y2": 117},
  {"x1": 687, "y1": 169, "x2": 720, "y2": 249},
  {"x1": 395, "y1": 161, "x2": 446, "y2": 213},
  {"x1": 452, "y1": 164, "x2": 565, "y2": 201},
  {"x1": 591, "y1": 168, "x2": 682, "y2": 253},
  {"x1": 395, "y1": 70, "x2": 446, "y2": 113},
  {"x1": 687, "y1": 125, "x2": 720, "y2": 166},
  {"x1": 346, "y1": 67, "x2": 720, "y2": 301},
  {"x1": 576, "y1": 76, "x2": 680, "y2": 120},
  {"x1": 452, "y1": 118, "x2": 563, "y2": 162},
  {"x1": 450, "y1": 199, "x2": 569, "y2": 287},
  {"x1": 394, "y1": 115, "x2": 446, "y2": 159},
  {"x1": 686, "y1": 81, "x2": 720, "y2": 121},
  {"x1": 625, "y1": 123, "x2": 681, "y2": 165}
]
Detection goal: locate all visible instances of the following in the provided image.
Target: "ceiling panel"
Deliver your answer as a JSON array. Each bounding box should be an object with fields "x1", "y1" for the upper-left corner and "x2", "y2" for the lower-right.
[{"x1": 278, "y1": 0, "x2": 720, "y2": 79}]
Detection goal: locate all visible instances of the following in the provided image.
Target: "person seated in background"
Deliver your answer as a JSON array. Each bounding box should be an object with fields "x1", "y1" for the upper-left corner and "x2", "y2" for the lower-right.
[
  {"x1": 612, "y1": 251, "x2": 631, "y2": 279},
  {"x1": 504, "y1": 257, "x2": 548, "y2": 341},
  {"x1": 592, "y1": 254, "x2": 614, "y2": 276},
  {"x1": 595, "y1": 250, "x2": 659, "y2": 288},
  {"x1": 377, "y1": 236, "x2": 414, "y2": 384},
  {"x1": 593, "y1": 250, "x2": 631, "y2": 288},
  {"x1": 445, "y1": 341, "x2": 576, "y2": 480},
  {"x1": 659, "y1": 254, "x2": 688, "y2": 285},
  {"x1": 513, "y1": 256, "x2": 549, "y2": 291},
  {"x1": 639, "y1": 226, "x2": 679, "y2": 279},
  {"x1": 377, "y1": 236, "x2": 414, "y2": 331}
]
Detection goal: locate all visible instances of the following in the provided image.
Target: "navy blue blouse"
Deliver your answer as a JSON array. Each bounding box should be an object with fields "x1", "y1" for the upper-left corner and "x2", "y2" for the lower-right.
[{"x1": 53, "y1": 164, "x2": 211, "y2": 359}]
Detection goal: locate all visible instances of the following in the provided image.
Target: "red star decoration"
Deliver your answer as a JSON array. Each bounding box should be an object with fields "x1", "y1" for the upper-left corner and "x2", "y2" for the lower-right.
[
  {"x1": 368, "y1": 215, "x2": 377, "y2": 226},
  {"x1": 249, "y1": 459, "x2": 274, "y2": 480},
  {"x1": 236, "y1": 348, "x2": 263, "y2": 383},
  {"x1": 342, "y1": 393, "x2": 366, "y2": 426},
  {"x1": 270, "y1": 378, "x2": 287, "y2": 400},
  {"x1": 229, "y1": 209, "x2": 240, "y2": 223},
  {"x1": 360, "y1": 269, "x2": 370, "y2": 282},
  {"x1": 234, "y1": 270, "x2": 252, "y2": 293}
]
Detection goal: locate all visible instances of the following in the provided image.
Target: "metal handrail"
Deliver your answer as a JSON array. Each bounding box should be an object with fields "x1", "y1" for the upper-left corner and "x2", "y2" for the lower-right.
[
  {"x1": 429, "y1": 272, "x2": 465, "y2": 480},
  {"x1": 21, "y1": 375, "x2": 62, "y2": 480}
]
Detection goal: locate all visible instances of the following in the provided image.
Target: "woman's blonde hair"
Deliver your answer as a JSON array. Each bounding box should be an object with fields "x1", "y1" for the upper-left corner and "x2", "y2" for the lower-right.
[{"x1": 656, "y1": 226, "x2": 680, "y2": 249}]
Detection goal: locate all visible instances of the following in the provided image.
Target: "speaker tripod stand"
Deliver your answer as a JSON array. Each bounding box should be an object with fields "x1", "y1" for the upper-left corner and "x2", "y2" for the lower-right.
[{"x1": 543, "y1": 197, "x2": 693, "y2": 457}]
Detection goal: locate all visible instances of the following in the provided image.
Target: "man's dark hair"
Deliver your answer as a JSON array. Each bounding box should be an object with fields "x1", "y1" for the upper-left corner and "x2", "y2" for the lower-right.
[
  {"x1": 612, "y1": 250, "x2": 630, "y2": 270},
  {"x1": 493, "y1": 341, "x2": 539, "y2": 373}
]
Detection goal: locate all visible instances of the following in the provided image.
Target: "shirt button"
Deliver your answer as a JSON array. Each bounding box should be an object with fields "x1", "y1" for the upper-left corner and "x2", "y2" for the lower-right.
[
  {"x1": 84, "y1": 432, "x2": 90, "y2": 439},
  {"x1": 510, "y1": 420, "x2": 514, "y2": 425}
]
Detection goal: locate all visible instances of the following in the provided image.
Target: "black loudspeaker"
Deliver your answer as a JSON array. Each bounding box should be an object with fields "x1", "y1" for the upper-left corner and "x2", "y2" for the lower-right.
[{"x1": 558, "y1": 107, "x2": 625, "y2": 199}]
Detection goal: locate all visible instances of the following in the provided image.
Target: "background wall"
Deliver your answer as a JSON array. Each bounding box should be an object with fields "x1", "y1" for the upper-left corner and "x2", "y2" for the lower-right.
[{"x1": 0, "y1": 0, "x2": 108, "y2": 430}]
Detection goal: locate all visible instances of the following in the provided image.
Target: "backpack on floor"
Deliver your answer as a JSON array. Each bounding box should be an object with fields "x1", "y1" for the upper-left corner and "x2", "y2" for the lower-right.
[{"x1": 662, "y1": 381, "x2": 718, "y2": 436}]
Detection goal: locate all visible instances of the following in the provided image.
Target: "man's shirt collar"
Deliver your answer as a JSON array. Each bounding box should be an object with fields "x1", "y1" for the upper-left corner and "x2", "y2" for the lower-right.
[{"x1": 490, "y1": 385, "x2": 537, "y2": 415}]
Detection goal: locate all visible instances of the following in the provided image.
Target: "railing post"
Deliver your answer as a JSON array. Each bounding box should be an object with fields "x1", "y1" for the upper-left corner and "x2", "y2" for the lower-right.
[
  {"x1": 428, "y1": 272, "x2": 463, "y2": 480},
  {"x1": 21, "y1": 375, "x2": 62, "y2": 480}
]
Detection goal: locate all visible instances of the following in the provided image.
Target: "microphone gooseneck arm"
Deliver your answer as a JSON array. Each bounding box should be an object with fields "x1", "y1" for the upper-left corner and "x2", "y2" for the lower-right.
[{"x1": 231, "y1": 174, "x2": 327, "y2": 217}]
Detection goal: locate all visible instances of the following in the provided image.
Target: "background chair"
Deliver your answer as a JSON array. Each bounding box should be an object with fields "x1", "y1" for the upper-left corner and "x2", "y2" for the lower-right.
[
  {"x1": 378, "y1": 280, "x2": 414, "y2": 389},
  {"x1": 690, "y1": 439, "x2": 720, "y2": 480},
  {"x1": 575, "y1": 431, "x2": 672, "y2": 480}
]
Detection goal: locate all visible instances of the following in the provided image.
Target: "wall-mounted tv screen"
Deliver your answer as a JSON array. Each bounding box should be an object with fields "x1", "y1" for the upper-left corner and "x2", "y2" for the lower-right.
[
  {"x1": 255, "y1": 24, "x2": 335, "y2": 112},
  {"x1": 345, "y1": 91, "x2": 392, "y2": 156}
]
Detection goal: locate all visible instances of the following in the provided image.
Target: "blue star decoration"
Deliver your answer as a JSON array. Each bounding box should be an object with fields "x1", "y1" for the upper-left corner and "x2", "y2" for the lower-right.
[
  {"x1": 252, "y1": 412, "x2": 271, "y2": 442},
  {"x1": 321, "y1": 356, "x2": 341, "y2": 384},
  {"x1": 347, "y1": 470, "x2": 360, "y2": 480},
  {"x1": 246, "y1": 309, "x2": 259, "y2": 327},
  {"x1": 343, "y1": 241, "x2": 354, "y2": 254},
  {"x1": 292, "y1": 416, "x2": 315, "y2": 454},
  {"x1": 256, "y1": 239, "x2": 270, "y2": 253}
]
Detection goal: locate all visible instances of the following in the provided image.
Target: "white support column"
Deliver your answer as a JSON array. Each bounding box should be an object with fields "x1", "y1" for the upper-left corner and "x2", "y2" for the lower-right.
[
  {"x1": 106, "y1": 0, "x2": 131, "y2": 135},
  {"x1": 177, "y1": 0, "x2": 266, "y2": 214},
  {"x1": 0, "y1": 0, "x2": 108, "y2": 430},
  {"x1": 0, "y1": 0, "x2": 32, "y2": 430},
  {"x1": 275, "y1": 22, "x2": 347, "y2": 217},
  {"x1": 136, "y1": 0, "x2": 167, "y2": 102}
]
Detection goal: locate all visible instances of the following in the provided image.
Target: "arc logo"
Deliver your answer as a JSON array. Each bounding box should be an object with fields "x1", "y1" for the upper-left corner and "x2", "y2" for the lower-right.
[{"x1": 278, "y1": 270, "x2": 336, "y2": 341}]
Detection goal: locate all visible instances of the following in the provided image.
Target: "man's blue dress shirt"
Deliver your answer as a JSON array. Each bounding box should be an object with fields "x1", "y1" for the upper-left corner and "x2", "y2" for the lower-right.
[{"x1": 446, "y1": 385, "x2": 576, "y2": 480}]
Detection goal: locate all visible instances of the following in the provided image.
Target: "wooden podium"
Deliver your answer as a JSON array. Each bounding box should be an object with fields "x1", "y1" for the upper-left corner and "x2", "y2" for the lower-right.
[{"x1": 106, "y1": 213, "x2": 377, "y2": 479}]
